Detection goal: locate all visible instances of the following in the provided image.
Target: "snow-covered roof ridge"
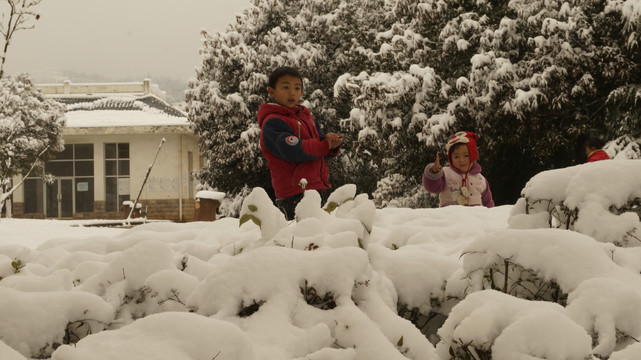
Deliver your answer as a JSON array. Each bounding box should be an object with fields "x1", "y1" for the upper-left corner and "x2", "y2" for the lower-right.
[
  {"x1": 37, "y1": 78, "x2": 167, "y2": 99},
  {"x1": 59, "y1": 94, "x2": 186, "y2": 118}
]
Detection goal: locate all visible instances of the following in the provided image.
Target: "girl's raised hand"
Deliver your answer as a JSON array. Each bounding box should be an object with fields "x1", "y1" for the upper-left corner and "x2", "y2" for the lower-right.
[{"x1": 431, "y1": 154, "x2": 442, "y2": 173}]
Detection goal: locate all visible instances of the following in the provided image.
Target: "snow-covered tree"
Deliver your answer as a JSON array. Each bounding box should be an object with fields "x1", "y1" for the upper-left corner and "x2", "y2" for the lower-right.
[
  {"x1": 186, "y1": 0, "x2": 389, "y2": 197},
  {"x1": 335, "y1": 0, "x2": 505, "y2": 201},
  {"x1": 190, "y1": 0, "x2": 641, "y2": 206},
  {"x1": 342, "y1": 0, "x2": 641, "y2": 204},
  {"x1": 0, "y1": 73, "x2": 65, "y2": 216}
]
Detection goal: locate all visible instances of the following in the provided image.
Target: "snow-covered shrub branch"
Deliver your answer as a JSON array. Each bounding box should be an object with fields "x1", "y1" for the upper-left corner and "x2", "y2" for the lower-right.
[
  {"x1": 509, "y1": 160, "x2": 641, "y2": 246},
  {"x1": 436, "y1": 290, "x2": 593, "y2": 360}
]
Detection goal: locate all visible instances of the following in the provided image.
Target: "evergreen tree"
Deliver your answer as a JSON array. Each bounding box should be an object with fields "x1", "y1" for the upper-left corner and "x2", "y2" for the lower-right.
[
  {"x1": 336, "y1": 0, "x2": 503, "y2": 204},
  {"x1": 344, "y1": 0, "x2": 641, "y2": 204},
  {"x1": 186, "y1": 0, "x2": 389, "y2": 198},
  {"x1": 190, "y1": 0, "x2": 641, "y2": 206},
  {"x1": 445, "y1": 0, "x2": 641, "y2": 203}
]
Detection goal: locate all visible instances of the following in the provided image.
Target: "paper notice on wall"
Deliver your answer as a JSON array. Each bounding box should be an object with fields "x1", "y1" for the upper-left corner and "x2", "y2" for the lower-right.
[
  {"x1": 76, "y1": 182, "x2": 89, "y2": 192},
  {"x1": 118, "y1": 178, "x2": 130, "y2": 195}
]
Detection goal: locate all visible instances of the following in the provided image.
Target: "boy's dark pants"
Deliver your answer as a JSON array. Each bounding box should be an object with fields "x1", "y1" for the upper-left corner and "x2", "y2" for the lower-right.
[{"x1": 276, "y1": 189, "x2": 329, "y2": 221}]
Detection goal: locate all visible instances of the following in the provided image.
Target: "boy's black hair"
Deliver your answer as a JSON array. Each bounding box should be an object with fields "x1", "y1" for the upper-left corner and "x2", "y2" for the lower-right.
[
  {"x1": 268, "y1": 66, "x2": 303, "y2": 89},
  {"x1": 584, "y1": 136, "x2": 606, "y2": 149}
]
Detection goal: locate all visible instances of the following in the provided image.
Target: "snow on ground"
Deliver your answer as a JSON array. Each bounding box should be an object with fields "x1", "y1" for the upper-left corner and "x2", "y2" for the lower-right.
[
  {"x1": 1, "y1": 160, "x2": 640, "y2": 360},
  {"x1": 1, "y1": 218, "x2": 127, "y2": 248}
]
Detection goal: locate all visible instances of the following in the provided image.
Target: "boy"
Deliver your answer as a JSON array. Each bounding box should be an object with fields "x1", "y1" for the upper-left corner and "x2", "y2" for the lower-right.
[
  {"x1": 423, "y1": 131, "x2": 494, "y2": 207},
  {"x1": 584, "y1": 136, "x2": 610, "y2": 162},
  {"x1": 257, "y1": 67, "x2": 343, "y2": 220}
]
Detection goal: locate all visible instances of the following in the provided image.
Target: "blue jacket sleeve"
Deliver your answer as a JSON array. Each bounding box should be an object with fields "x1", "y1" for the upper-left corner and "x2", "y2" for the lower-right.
[
  {"x1": 315, "y1": 120, "x2": 326, "y2": 141},
  {"x1": 262, "y1": 118, "x2": 318, "y2": 162}
]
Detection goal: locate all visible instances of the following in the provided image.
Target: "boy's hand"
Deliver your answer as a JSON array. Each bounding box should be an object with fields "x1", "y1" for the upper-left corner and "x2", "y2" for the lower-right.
[
  {"x1": 325, "y1": 133, "x2": 344, "y2": 150},
  {"x1": 431, "y1": 154, "x2": 442, "y2": 173}
]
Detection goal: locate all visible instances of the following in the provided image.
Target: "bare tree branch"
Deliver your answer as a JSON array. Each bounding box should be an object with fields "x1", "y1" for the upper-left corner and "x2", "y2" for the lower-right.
[{"x1": 0, "y1": 0, "x2": 42, "y2": 78}]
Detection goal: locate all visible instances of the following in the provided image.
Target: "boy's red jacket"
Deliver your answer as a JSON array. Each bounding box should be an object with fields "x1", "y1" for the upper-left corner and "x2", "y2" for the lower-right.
[
  {"x1": 587, "y1": 149, "x2": 610, "y2": 162},
  {"x1": 257, "y1": 103, "x2": 339, "y2": 199}
]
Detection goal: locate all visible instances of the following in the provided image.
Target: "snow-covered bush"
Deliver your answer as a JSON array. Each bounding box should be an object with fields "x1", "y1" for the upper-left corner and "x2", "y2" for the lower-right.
[
  {"x1": 509, "y1": 160, "x2": 641, "y2": 246},
  {"x1": 567, "y1": 277, "x2": 641, "y2": 358},
  {"x1": 460, "y1": 226, "x2": 641, "y2": 358},
  {"x1": 187, "y1": 245, "x2": 437, "y2": 360},
  {"x1": 436, "y1": 290, "x2": 592, "y2": 360},
  {"x1": 462, "y1": 228, "x2": 641, "y2": 304},
  {"x1": 52, "y1": 312, "x2": 255, "y2": 360},
  {"x1": 231, "y1": 185, "x2": 379, "y2": 252},
  {"x1": 373, "y1": 173, "x2": 438, "y2": 209},
  {"x1": 0, "y1": 287, "x2": 113, "y2": 358},
  {"x1": 238, "y1": 187, "x2": 288, "y2": 244},
  {"x1": 218, "y1": 185, "x2": 252, "y2": 218},
  {"x1": 605, "y1": 134, "x2": 641, "y2": 160},
  {"x1": 8, "y1": 178, "x2": 641, "y2": 359},
  {"x1": 610, "y1": 342, "x2": 641, "y2": 360},
  {"x1": 367, "y1": 205, "x2": 511, "y2": 342}
]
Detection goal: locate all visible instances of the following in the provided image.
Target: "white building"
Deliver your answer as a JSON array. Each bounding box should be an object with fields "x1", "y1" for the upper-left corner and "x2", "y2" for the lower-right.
[{"x1": 11, "y1": 79, "x2": 201, "y2": 221}]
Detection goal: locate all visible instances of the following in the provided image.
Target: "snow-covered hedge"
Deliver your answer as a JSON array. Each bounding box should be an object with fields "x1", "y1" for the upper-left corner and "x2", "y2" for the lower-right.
[
  {"x1": 0, "y1": 185, "x2": 449, "y2": 360},
  {"x1": 4, "y1": 180, "x2": 641, "y2": 359},
  {"x1": 509, "y1": 159, "x2": 641, "y2": 246},
  {"x1": 436, "y1": 290, "x2": 593, "y2": 360},
  {"x1": 459, "y1": 228, "x2": 641, "y2": 358}
]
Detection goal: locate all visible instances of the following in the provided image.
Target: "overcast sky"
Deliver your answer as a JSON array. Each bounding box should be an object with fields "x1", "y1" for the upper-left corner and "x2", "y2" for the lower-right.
[{"x1": 4, "y1": 0, "x2": 251, "y2": 84}]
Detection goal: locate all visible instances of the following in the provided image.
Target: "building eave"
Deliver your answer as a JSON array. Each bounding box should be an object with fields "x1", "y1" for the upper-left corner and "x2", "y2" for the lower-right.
[{"x1": 63, "y1": 125, "x2": 196, "y2": 136}]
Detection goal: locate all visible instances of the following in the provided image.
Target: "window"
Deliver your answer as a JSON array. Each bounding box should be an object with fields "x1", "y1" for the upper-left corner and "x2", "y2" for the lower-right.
[
  {"x1": 25, "y1": 144, "x2": 94, "y2": 215},
  {"x1": 72, "y1": 144, "x2": 94, "y2": 213},
  {"x1": 105, "y1": 143, "x2": 130, "y2": 212},
  {"x1": 188, "y1": 151, "x2": 194, "y2": 199}
]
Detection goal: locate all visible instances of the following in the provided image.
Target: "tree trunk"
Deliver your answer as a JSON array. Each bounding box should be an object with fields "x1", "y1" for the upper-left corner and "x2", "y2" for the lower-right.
[{"x1": 0, "y1": 184, "x2": 5, "y2": 221}]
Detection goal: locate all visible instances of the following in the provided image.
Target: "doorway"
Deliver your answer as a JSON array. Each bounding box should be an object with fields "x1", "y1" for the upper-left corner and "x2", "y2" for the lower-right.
[{"x1": 46, "y1": 178, "x2": 73, "y2": 218}]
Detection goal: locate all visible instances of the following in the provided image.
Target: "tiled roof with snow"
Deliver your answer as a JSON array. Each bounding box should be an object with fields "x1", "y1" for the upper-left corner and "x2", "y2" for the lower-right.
[
  {"x1": 53, "y1": 95, "x2": 190, "y2": 128},
  {"x1": 59, "y1": 95, "x2": 186, "y2": 117}
]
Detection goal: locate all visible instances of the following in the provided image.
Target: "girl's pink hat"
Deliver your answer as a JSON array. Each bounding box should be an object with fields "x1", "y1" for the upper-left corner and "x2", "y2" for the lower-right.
[{"x1": 446, "y1": 131, "x2": 479, "y2": 164}]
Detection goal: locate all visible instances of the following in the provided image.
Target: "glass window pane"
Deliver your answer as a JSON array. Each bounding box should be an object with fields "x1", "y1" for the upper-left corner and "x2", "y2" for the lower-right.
[
  {"x1": 61, "y1": 179, "x2": 73, "y2": 218},
  {"x1": 74, "y1": 144, "x2": 94, "y2": 159},
  {"x1": 24, "y1": 179, "x2": 43, "y2": 214},
  {"x1": 54, "y1": 145, "x2": 73, "y2": 160},
  {"x1": 105, "y1": 160, "x2": 117, "y2": 176},
  {"x1": 118, "y1": 194, "x2": 130, "y2": 207},
  {"x1": 118, "y1": 143, "x2": 129, "y2": 159},
  {"x1": 118, "y1": 177, "x2": 130, "y2": 196},
  {"x1": 75, "y1": 178, "x2": 94, "y2": 213},
  {"x1": 106, "y1": 177, "x2": 118, "y2": 212},
  {"x1": 105, "y1": 143, "x2": 116, "y2": 159},
  {"x1": 46, "y1": 181, "x2": 59, "y2": 218},
  {"x1": 45, "y1": 161, "x2": 73, "y2": 177},
  {"x1": 118, "y1": 160, "x2": 130, "y2": 176},
  {"x1": 75, "y1": 161, "x2": 94, "y2": 176}
]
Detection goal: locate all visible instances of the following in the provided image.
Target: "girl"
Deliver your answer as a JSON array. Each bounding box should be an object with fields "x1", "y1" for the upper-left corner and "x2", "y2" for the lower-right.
[{"x1": 423, "y1": 131, "x2": 494, "y2": 207}]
